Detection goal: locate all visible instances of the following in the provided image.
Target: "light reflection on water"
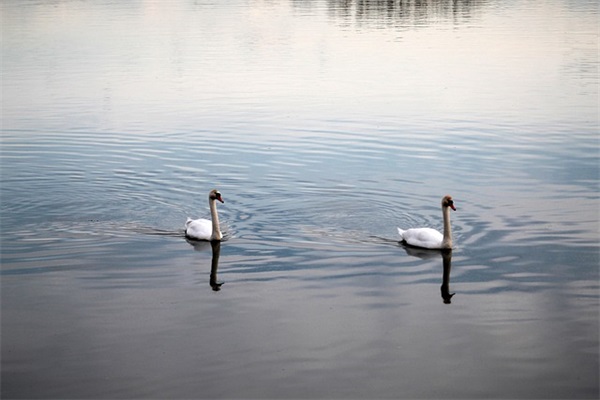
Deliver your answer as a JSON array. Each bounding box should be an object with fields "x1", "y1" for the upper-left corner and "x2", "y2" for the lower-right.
[{"x1": 1, "y1": 0, "x2": 598, "y2": 398}]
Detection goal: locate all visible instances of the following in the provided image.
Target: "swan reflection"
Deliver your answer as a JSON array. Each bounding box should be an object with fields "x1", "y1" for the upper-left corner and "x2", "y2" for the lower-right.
[
  {"x1": 209, "y1": 241, "x2": 223, "y2": 291},
  {"x1": 401, "y1": 245, "x2": 455, "y2": 304},
  {"x1": 186, "y1": 239, "x2": 223, "y2": 291},
  {"x1": 440, "y1": 249, "x2": 455, "y2": 304}
]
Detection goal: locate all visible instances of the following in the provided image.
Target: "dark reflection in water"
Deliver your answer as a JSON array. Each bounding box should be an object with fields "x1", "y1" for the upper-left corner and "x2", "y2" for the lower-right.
[
  {"x1": 186, "y1": 239, "x2": 224, "y2": 291},
  {"x1": 401, "y1": 245, "x2": 456, "y2": 304},
  {"x1": 440, "y1": 249, "x2": 455, "y2": 304},
  {"x1": 295, "y1": 0, "x2": 486, "y2": 28},
  {"x1": 209, "y1": 241, "x2": 223, "y2": 291}
]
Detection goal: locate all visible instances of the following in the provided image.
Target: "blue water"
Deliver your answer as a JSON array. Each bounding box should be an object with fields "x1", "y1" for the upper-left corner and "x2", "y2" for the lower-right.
[{"x1": 1, "y1": 0, "x2": 598, "y2": 398}]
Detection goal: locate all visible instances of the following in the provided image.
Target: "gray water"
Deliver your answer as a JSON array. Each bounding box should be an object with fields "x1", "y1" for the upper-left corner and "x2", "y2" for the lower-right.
[{"x1": 1, "y1": 0, "x2": 598, "y2": 399}]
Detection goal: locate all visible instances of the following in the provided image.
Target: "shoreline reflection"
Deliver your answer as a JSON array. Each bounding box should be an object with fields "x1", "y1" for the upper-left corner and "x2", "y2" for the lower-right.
[{"x1": 305, "y1": 0, "x2": 487, "y2": 29}]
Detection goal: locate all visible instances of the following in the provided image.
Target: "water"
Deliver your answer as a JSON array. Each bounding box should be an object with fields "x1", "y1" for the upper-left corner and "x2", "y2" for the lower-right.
[{"x1": 1, "y1": 0, "x2": 598, "y2": 398}]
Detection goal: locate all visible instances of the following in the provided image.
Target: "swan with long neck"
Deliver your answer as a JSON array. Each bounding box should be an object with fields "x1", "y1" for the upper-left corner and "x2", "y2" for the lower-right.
[
  {"x1": 397, "y1": 195, "x2": 456, "y2": 249},
  {"x1": 185, "y1": 189, "x2": 224, "y2": 241}
]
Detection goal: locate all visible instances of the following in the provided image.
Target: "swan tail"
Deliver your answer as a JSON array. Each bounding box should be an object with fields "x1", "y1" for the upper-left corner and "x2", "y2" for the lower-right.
[{"x1": 397, "y1": 227, "x2": 406, "y2": 239}]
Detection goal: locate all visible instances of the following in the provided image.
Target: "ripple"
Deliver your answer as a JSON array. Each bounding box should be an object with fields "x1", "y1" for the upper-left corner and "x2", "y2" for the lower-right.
[{"x1": 2, "y1": 124, "x2": 598, "y2": 292}]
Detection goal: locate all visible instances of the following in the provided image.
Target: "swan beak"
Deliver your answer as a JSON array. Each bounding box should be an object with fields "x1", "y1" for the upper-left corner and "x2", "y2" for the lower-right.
[
  {"x1": 450, "y1": 204, "x2": 456, "y2": 211},
  {"x1": 217, "y1": 195, "x2": 224, "y2": 203}
]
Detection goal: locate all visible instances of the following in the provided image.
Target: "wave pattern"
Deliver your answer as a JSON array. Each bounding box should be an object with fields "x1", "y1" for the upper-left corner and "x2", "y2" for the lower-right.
[
  {"x1": 1, "y1": 1, "x2": 598, "y2": 398},
  {"x1": 2, "y1": 122, "x2": 597, "y2": 295}
]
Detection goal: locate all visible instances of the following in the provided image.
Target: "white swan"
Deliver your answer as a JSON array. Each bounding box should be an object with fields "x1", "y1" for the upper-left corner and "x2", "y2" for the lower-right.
[
  {"x1": 185, "y1": 189, "x2": 224, "y2": 241},
  {"x1": 397, "y1": 195, "x2": 456, "y2": 250}
]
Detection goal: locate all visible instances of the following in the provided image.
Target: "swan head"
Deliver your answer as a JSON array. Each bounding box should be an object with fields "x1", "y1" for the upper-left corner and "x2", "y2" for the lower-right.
[
  {"x1": 442, "y1": 195, "x2": 456, "y2": 211},
  {"x1": 209, "y1": 189, "x2": 224, "y2": 203}
]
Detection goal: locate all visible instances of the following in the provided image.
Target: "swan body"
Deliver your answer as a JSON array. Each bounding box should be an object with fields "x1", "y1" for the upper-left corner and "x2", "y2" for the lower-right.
[
  {"x1": 185, "y1": 218, "x2": 214, "y2": 240},
  {"x1": 398, "y1": 195, "x2": 456, "y2": 250},
  {"x1": 185, "y1": 189, "x2": 224, "y2": 241},
  {"x1": 397, "y1": 227, "x2": 445, "y2": 249}
]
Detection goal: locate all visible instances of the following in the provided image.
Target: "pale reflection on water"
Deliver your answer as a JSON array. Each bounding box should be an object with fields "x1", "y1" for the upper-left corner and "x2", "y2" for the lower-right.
[{"x1": 1, "y1": 0, "x2": 598, "y2": 398}]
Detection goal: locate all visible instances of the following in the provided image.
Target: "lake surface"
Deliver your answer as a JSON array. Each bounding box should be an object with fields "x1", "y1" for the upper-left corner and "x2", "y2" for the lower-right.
[{"x1": 1, "y1": 0, "x2": 598, "y2": 398}]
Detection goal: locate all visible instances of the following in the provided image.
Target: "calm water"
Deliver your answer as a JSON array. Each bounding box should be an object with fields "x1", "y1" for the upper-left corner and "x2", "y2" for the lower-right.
[{"x1": 1, "y1": 0, "x2": 599, "y2": 398}]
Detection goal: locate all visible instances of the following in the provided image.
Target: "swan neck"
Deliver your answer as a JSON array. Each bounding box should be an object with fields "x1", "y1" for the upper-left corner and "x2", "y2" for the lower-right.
[
  {"x1": 209, "y1": 198, "x2": 222, "y2": 241},
  {"x1": 442, "y1": 206, "x2": 452, "y2": 249}
]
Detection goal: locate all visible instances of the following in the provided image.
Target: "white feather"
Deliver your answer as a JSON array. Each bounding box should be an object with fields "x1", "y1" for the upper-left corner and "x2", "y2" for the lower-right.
[
  {"x1": 185, "y1": 189, "x2": 224, "y2": 241},
  {"x1": 397, "y1": 195, "x2": 455, "y2": 250},
  {"x1": 185, "y1": 217, "x2": 214, "y2": 241},
  {"x1": 397, "y1": 227, "x2": 444, "y2": 249}
]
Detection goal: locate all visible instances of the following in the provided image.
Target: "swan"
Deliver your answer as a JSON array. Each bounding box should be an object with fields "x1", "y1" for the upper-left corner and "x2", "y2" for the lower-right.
[
  {"x1": 185, "y1": 189, "x2": 224, "y2": 241},
  {"x1": 397, "y1": 195, "x2": 456, "y2": 250}
]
